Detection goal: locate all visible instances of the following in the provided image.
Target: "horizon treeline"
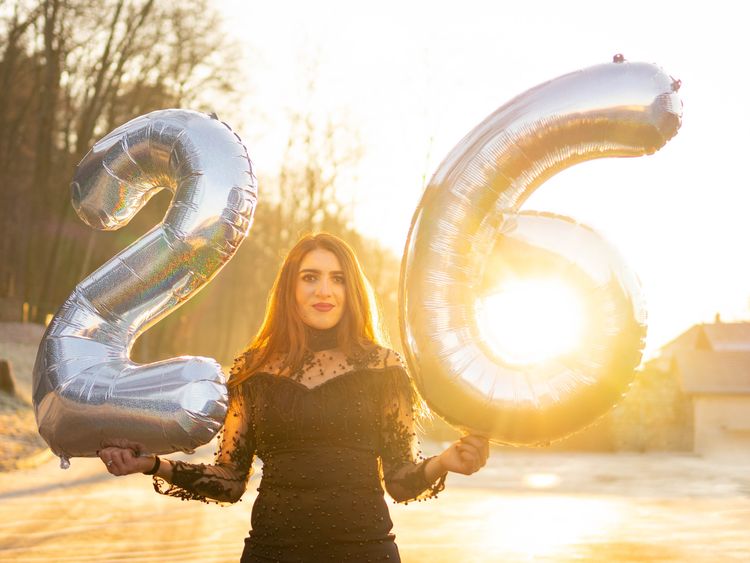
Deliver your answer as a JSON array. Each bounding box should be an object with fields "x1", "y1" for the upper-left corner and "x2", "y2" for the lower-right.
[{"x1": 0, "y1": 0, "x2": 402, "y2": 365}]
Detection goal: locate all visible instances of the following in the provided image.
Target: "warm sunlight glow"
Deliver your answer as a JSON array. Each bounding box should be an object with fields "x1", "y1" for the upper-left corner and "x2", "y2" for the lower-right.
[
  {"x1": 482, "y1": 496, "x2": 623, "y2": 559},
  {"x1": 523, "y1": 472, "x2": 561, "y2": 489},
  {"x1": 475, "y1": 279, "x2": 585, "y2": 365}
]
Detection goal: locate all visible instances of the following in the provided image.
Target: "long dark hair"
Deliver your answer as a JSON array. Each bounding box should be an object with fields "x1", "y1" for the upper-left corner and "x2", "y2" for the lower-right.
[{"x1": 229, "y1": 233, "x2": 387, "y2": 387}]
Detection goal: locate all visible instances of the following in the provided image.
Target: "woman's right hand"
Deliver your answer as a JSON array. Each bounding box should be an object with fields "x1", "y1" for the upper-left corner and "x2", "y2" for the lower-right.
[
  {"x1": 97, "y1": 438, "x2": 154, "y2": 476},
  {"x1": 435, "y1": 434, "x2": 489, "y2": 476}
]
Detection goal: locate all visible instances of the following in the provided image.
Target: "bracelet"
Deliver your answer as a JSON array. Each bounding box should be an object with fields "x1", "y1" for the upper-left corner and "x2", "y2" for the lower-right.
[{"x1": 143, "y1": 455, "x2": 161, "y2": 475}]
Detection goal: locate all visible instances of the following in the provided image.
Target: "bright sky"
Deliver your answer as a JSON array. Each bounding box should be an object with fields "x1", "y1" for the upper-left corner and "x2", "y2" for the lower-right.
[{"x1": 216, "y1": 0, "x2": 750, "y2": 356}]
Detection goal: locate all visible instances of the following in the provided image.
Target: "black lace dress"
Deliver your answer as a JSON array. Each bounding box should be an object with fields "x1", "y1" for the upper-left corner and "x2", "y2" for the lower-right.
[{"x1": 153, "y1": 329, "x2": 446, "y2": 563}]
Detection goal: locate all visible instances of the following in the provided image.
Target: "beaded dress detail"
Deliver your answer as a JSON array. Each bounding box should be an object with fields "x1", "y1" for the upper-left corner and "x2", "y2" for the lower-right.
[{"x1": 153, "y1": 329, "x2": 446, "y2": 562}]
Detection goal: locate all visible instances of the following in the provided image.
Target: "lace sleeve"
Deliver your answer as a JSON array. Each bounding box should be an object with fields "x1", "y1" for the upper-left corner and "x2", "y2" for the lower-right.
[
  {"x1": 153, "y1": 373, "x2": 255, "y2": 505},
  {"x1": 379, "y1": 350, "x2": 446, "y2": 504}
]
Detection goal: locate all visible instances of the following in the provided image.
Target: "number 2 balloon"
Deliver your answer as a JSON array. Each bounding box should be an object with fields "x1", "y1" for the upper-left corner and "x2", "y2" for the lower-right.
[{"x1": 33, "y1": 110, "x2": 257, "y2": 467}]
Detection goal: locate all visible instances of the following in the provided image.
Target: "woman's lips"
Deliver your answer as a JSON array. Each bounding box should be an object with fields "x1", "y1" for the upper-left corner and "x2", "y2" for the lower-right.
[{"x1": 313, "y1": 303, "x2": 334, "y2": 312}]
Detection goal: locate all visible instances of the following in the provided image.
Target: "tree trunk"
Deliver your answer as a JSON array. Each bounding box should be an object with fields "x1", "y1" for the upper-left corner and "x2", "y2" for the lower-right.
[{"x1": 26, "y1": 0, "x2": 62, "y2": 319}]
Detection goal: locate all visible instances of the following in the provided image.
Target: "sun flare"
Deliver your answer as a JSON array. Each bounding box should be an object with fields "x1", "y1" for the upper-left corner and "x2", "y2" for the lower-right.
[
  {"x1": 475, "y1": 278, "x2": 585, "y2": 365},
  {"x1": 483, "y1": 496, "x2": 623, "y2": 558}
]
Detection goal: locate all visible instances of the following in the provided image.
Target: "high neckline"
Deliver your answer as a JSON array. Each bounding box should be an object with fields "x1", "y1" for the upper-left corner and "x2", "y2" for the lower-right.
[{"x1": 305, "y1": 325, "x2": 339, "y2": 352}]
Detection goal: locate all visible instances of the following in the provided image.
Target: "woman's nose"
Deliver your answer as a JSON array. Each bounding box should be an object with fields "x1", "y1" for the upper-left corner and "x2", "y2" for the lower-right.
[{"x1": 317, "y1": 279, "x2": 332, "y2": 296}]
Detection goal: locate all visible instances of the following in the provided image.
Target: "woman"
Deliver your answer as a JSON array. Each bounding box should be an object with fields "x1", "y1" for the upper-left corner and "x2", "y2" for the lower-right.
[{"x1": 99, "y1": 233, "x2": 490, "y2": 562}]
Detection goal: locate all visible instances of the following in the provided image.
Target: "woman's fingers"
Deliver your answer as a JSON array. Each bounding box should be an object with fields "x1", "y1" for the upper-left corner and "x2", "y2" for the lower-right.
[
  {"x1": 99, "y1": 446, "x2": 139, "y2": 476},
  {"x1": 460, "y1": 435, "x2": 489, "y2": 453},
  {"x1": 100, "y1": 438, "x2": 145, "y2": 456},
  {"x1": 442, "y1": 434, "x2": 490, "y2": 475},
  {"x1": 458, "y1": 440, "x2": 488, "y2": 465},
  {"x1": 456, "y1": 445, "x2": 482, "y2": 473},
  {"x1": 460, "y1": 435, "x2": 490, "y2": 463},
  {"x1": 106, "y1": 448, "x2": 123, "y2": 475},
  {"x1": 112, "y1": 448, "x2": 130, "y2": 474}
]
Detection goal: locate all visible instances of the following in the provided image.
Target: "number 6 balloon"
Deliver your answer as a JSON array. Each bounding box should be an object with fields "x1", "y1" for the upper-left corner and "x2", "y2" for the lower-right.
[
  {"x1": 400, "y1": 57, "x2": 682, "y2": 445},
  {"x1": 33, "y1": 110, "x2": 257, "y2": 467}
]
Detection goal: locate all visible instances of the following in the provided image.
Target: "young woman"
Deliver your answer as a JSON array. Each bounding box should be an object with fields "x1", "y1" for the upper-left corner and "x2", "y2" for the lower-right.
[{"x1": 98, "y1": 232, "x2": 489, "y2": 562}]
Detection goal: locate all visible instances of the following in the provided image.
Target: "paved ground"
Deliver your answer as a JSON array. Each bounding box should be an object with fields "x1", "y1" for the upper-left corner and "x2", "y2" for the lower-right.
[
  {"x1": 1, "y1": 446, "x2": 749, "y2": 562},
  {"x1": 3, "y1": 323, "x2": 750, "y2": 561}
]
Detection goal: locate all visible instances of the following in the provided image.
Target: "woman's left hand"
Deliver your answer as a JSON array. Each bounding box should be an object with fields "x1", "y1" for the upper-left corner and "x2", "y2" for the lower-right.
[{"x1": 437, "y1": 434, "x2": 490, "y2": 475}]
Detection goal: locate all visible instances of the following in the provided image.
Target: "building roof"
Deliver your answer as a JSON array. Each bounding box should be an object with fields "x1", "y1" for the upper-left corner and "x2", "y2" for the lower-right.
[
  {"x1": 701, "y1": 323, "x2": 750, "y2": 351},
  {"x1": 661, "y1": 322, "x2": 750, "y2": 353},
  {"x1": 674, "y1": 350, "x2": 750, "y2": 395},
  {"x1": 650, "y1": 321, "x2": 750, "y2": 371}
]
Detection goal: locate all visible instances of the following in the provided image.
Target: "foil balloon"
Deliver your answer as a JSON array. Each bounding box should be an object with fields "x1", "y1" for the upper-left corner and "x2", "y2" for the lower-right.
[
  {"x1": 400, "y1": 58, "x2": 682, "y2": 445},
  {"x1": 33, "y1": 109, "x2": 257, "y2": 467}
]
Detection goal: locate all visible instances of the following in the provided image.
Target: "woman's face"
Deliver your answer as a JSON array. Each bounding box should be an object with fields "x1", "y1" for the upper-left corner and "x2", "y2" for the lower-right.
[{"x1": 295, "y1": 248, "x2": 346, "y2": 330}]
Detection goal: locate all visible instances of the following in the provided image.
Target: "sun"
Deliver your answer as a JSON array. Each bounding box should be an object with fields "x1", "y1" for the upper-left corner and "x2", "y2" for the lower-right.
[{"x1": 475, "y1": 278, "x2": 585, "y2": 365}]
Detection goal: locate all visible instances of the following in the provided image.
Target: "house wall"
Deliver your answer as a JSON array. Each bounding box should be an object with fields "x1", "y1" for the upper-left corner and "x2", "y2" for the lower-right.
[{"x1": 693, "y1": 395, "x2": 750, "y2": 455}]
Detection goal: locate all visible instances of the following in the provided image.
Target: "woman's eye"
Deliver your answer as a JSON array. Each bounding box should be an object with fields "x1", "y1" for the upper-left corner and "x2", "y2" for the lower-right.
[
  {"x1": 302, "y1": 274, "x2": 317, "y2": 282},
  {"x1": 333, "y1": 276, "x2": 345, "y2": 284}
]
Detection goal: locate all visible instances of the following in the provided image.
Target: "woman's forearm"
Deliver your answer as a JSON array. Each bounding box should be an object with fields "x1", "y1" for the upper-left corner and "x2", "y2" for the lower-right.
[
  {"x1": 424, "y1": 455, "x2": 448, "y2": 484},
  {"x1": 154, "y1": 457, "x2": 173, "y2": 481}
]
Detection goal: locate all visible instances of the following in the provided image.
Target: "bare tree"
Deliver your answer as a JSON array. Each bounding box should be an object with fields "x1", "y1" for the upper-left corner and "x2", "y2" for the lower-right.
[
  {"x1": 0, "y1": 0, "x2": 243, "y2": 323},
  {"x1": 1, "y1": 0, "x2": 401, "y2": 369}
]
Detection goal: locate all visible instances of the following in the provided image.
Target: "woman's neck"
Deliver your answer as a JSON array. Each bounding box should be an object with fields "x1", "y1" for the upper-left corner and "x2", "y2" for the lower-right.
[{"x1": 305, "y1": 325, "x2": 339, "y2": 352}]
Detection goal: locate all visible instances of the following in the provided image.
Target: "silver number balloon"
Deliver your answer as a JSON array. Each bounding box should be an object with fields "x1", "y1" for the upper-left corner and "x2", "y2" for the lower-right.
[
  {"x1": 400, "y1": 59, "x2": 682, "y2": 445},
  {"x1": 33, "y1": 110, "x2": 257, "y2": 466}
]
